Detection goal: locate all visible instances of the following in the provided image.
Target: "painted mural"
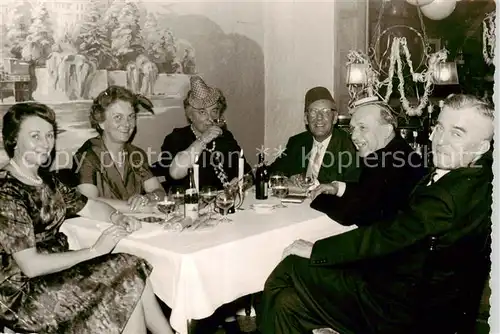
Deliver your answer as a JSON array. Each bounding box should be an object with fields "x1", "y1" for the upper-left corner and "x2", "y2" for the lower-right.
[
  {"x1": 0, "y1": 0, "x2": 265, "y2": 168},
  {"x1": 0, "y1": 0, "x2": 199, "y2": 165}
]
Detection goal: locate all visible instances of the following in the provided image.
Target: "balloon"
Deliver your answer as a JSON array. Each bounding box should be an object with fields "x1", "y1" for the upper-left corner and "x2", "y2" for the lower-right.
[
  {"x1": 406, "y1": 0, "x2": 435, "y2": 6},
  {"x1": 420, "y1": 0, "x2": 457, "y2": 20}
]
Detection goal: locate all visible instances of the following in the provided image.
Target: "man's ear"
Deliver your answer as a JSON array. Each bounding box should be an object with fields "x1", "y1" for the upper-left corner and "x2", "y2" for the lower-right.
[
  {"x1": 304, "y1": 113, "x2": 309, "y2": 125},
  {"x1": 384, "y1": 123, "x2": 394, "y2": 138},
  {"x1": 477, "y1": 139, "x2": 491, "y2": 156},
  {"x1": 331, "y1": 113, "x2": 338, "y2": 125}
]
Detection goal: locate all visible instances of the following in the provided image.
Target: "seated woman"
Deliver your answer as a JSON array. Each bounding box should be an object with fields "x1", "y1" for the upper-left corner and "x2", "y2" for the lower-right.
[
  {"x1": 0, "y1": 102, "x2": 173, "y2": 334},
  {"x1": 155, "y1": 76, "x2": 253, "y2": 191},
  {"x1": 74, "y1": 86, "x2": 166, "y2": 212}
]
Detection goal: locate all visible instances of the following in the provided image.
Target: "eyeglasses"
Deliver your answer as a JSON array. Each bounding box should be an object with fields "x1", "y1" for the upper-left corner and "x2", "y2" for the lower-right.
[
  {"x1": 307, "y1": 108, "x2": 335, "y2": 119},
  {"x1": 191, "y1": 106, "x2": 220, "y2": 117}
]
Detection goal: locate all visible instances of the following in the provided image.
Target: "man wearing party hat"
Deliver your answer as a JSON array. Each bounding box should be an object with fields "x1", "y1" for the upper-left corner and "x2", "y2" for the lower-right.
[
  {"x1": 269, "y1": 86, "x2": 360, "y2": 185},
  {"x1": 155, "y1": 76, "x2": 252, "y2": 192},
  {"x1": 257, "y1": 94, "x2": 493, "y2": 334}
]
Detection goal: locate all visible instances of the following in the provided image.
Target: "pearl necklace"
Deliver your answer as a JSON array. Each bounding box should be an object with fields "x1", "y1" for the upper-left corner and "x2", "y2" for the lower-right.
[{"x1": 9, "y1": 159, "x2": 43, "y2": 185}]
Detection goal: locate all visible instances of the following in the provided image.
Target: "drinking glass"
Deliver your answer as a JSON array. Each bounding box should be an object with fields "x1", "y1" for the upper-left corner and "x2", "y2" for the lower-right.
[
  {"x1": 157, "y1": 194, "x2": 176, "y2": 223},
  {"x1": 200, "y1": 185, "x2": 218, "y2": 221},
  {"x1": 212, "y1": 117, "x2": 226, "y2": 128},
  {"x1": 298, "y1": 173, "x2": 315, "y2": 189},
  {"x1": 169, "y1": 186, "x2": 185, "y2": 218},
  {"x1": 270, "y1": 175, "x2": 289, "y2": 208},
  {"x1": 216, "y1": 190, "x2": 235, "y2": 223},
  {"x1": 269, "y1": 171, "x2": 285, "y2": 190}
]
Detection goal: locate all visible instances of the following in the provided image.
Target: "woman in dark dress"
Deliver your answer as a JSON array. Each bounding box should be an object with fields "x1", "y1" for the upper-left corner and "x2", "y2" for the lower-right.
[
  {"x1": 154, "y1": 76, "x2": 253, "y2": 191},
  {"x1": 74, "y1": 86, "x2": 166, "y2": 212},
  {"x1": 0, "y1": 102, "x2": 173, "y2": 334}
]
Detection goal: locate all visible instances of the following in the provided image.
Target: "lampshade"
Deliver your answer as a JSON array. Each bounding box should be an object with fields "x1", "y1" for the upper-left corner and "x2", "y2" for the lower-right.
[
  {"x1": 433, "y1": 62, "x2": 459, "y2": 85},
  {"x1": 346, "y1": 63, "x2": 368, "y2": 85}
]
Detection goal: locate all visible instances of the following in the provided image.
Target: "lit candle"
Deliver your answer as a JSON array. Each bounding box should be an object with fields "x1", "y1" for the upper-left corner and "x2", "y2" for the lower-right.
[
  {"x1": 238, "y1": 149, "x2": 244, "y2": 190},
  {"x1": 193, "y1": 155, "x2": 199, "y2": 192}
]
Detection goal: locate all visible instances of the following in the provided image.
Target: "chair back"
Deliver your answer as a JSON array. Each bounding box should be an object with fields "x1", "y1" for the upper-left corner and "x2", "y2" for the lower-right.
[{"x1": 415, "y1": 233, "x2": 491, "y2": 333}]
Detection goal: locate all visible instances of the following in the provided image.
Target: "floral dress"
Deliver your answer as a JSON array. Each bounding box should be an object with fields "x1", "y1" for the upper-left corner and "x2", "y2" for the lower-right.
[{"x1": 0, "y1": 171, "x2": 152, "y2": 333}]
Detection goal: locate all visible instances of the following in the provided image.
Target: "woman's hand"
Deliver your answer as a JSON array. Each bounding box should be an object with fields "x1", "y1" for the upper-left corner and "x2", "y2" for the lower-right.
[
  {"x1": 128, "y1": 194, "x2": 149, "y2": 211},
  {"x1": 92, "y1": 225, "x2": 131, "y2": 255},
  {"x1": 199, "y1": 126, "x2": 223, "y2": 144},
  {"x1": 111, "y1": 212, "x2": 142, "y2": 232}
]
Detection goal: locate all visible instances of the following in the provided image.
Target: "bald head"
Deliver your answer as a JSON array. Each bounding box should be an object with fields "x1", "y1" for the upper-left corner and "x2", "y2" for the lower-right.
[{"x1": 349, "y1": 103, "x2": 396, "y2": 157}]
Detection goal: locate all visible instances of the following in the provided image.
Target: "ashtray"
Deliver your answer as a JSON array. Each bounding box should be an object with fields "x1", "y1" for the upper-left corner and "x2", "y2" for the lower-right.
[{"x1": 250, "y1": 203, "x2": 276, "y2": 214}]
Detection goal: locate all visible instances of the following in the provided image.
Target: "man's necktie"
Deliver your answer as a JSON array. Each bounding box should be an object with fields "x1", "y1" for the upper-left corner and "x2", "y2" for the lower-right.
[
  {"x1": 309, "y1": 144, "x2": 323, "y2": 180},
  {"x1": 427, "y1": 171, "x2": 437, "y2": 186}
]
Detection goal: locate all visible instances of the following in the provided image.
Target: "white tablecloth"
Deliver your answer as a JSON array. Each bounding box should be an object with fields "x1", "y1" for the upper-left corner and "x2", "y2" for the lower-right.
[{"x1": 60, "y1": 197, "x2": 354, "y2": 334}]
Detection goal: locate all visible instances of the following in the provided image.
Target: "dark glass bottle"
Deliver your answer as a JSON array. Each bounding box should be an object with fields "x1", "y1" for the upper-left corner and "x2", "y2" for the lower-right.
[
  {"x1": 184, "y1": 168, "x2": 199, "y2": 221},
  {"x1": 255, "y1": 153, "x2": 269, "y2": 200}
]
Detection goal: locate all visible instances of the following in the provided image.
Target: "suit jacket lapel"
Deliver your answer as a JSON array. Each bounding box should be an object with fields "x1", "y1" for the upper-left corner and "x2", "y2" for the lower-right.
[
  {"x1": 318, "y1": 130, "x2": 337, "y2": 181},
  {"x1": 302, "y1": 134, "x2": 314, "y2": 172}
]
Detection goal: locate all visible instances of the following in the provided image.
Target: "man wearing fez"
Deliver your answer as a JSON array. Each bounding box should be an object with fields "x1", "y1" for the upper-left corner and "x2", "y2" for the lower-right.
[
  {"x1": 257, "y1": 94, "x2": 493, "y2": 334},
  {"x1": 309, "y1": 98, "x2": 427, "y2": 226},
  {"x1": 269, "y1": 87, "x2": 360, "y2": 184}
]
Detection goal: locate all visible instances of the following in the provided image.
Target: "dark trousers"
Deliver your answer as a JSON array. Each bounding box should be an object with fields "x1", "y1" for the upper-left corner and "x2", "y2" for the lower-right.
[{"x1": 256, "y1": 255, "x2": 367, "y2": 334}]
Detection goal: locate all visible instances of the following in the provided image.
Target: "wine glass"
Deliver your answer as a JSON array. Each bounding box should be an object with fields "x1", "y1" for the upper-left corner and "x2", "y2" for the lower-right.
[
  {"x1": 200, "y1": 185, "x2": 218, "y2": 221},
  {"x1": 157, "y1": 194, "x2": 176, "y2": 223},
  {"x1": 298, "y1": 172, "x2": 315, "y2": 190},
  {"x1": 212, "y1": 117, "x2": 226, "y2": 128},
  {"x1": 169, "y1": 186, "x2": 185, "y2": 218},
  {"x1": 270, "y1": 175, "x2": 289, "y2": 208},
  {"x1": 216, "y1": 190, "x2": 235, "y2": 224},
  {"x1": 269, "y1": 171, "x2": 285, "y2": 190}
]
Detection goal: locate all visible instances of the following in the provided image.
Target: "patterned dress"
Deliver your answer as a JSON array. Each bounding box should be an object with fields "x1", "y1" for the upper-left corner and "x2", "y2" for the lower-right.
[{"x1": 0, "y1": 171, "x2": 152, "y2": 333}]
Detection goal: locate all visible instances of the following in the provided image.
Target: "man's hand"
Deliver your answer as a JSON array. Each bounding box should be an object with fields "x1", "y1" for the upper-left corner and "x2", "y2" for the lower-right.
[
  {"x1": 309, "y1": 182, "x2": 338, "y2": 200},
  {"x1": 282, "y1": 239, "x2": 314, "y2": 259}
]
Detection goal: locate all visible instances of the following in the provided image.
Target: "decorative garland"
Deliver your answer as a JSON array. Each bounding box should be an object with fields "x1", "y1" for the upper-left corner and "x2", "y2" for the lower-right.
[
  {"x1": 483, "y1": 11, "x2": 496, "y2": 66},
  {"x1": 346, "y1": 36, "x2": 448, "y2": 117},
  {"x1": 191, "y1": 125, "x2": 229, "y2": 186}
]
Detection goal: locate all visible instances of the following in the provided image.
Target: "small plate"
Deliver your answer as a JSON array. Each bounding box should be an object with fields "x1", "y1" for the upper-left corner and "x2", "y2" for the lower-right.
[{"x1": 250, "y1": 203, "x2": 276, "y2": 214}]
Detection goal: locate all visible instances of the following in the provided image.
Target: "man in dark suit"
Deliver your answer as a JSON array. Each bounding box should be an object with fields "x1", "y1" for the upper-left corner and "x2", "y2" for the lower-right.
[
  {"x1": 269, "y1": 87, "x2": 360, "y2": 184},
  {"x1": 257, "y1": 94, "x2": 494, "y2": 334},
  {"x1": 309, "y1": 98, "x2": 427, "y2": 226}
]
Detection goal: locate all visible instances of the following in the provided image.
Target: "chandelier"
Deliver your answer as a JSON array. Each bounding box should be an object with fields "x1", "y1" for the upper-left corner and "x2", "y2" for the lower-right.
[{"x1": 345, "y1": 0, "x2": 459, "y2": 116}]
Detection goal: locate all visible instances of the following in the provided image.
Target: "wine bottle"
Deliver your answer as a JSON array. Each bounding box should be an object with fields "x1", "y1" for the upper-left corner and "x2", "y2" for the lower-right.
[
  {"x1": 255, "y1": 153, "x2": 269, "y2": 200},
  {"x1": 184, "y1": 168, "x2": 199, "y2": 221}
]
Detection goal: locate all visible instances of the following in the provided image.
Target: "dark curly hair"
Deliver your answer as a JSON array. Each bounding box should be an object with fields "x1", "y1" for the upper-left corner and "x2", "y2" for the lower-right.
[
  {"x1": 90, "y1": 85, "x2": 154, "y2": 135},
  {"x1": 2, "y1": 102, "x2": 58, "y2": 158}
]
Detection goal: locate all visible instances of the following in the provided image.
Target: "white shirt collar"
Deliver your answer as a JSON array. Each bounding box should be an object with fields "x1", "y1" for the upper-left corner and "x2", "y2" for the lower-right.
[
  {"x1": 433, "y1": 168, "x2": 450, "y2": 182},
  {"x1": 313, "y1": 134, "x2": 332, "y2": 150}
]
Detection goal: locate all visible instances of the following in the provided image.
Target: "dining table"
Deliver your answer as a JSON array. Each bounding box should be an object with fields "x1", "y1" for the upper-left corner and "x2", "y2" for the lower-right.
[{"x1": 60, "y1": 192, "x2": 355, "y2": 334}]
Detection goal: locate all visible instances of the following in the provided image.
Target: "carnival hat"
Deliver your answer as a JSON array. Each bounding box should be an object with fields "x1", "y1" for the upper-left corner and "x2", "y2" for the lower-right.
[
  {"x1": 304, "y1": 86, "x2": 335, "y2": 109},
  {"x1": 187, "y1": 76, "x2": 221, "y2": 109}
]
